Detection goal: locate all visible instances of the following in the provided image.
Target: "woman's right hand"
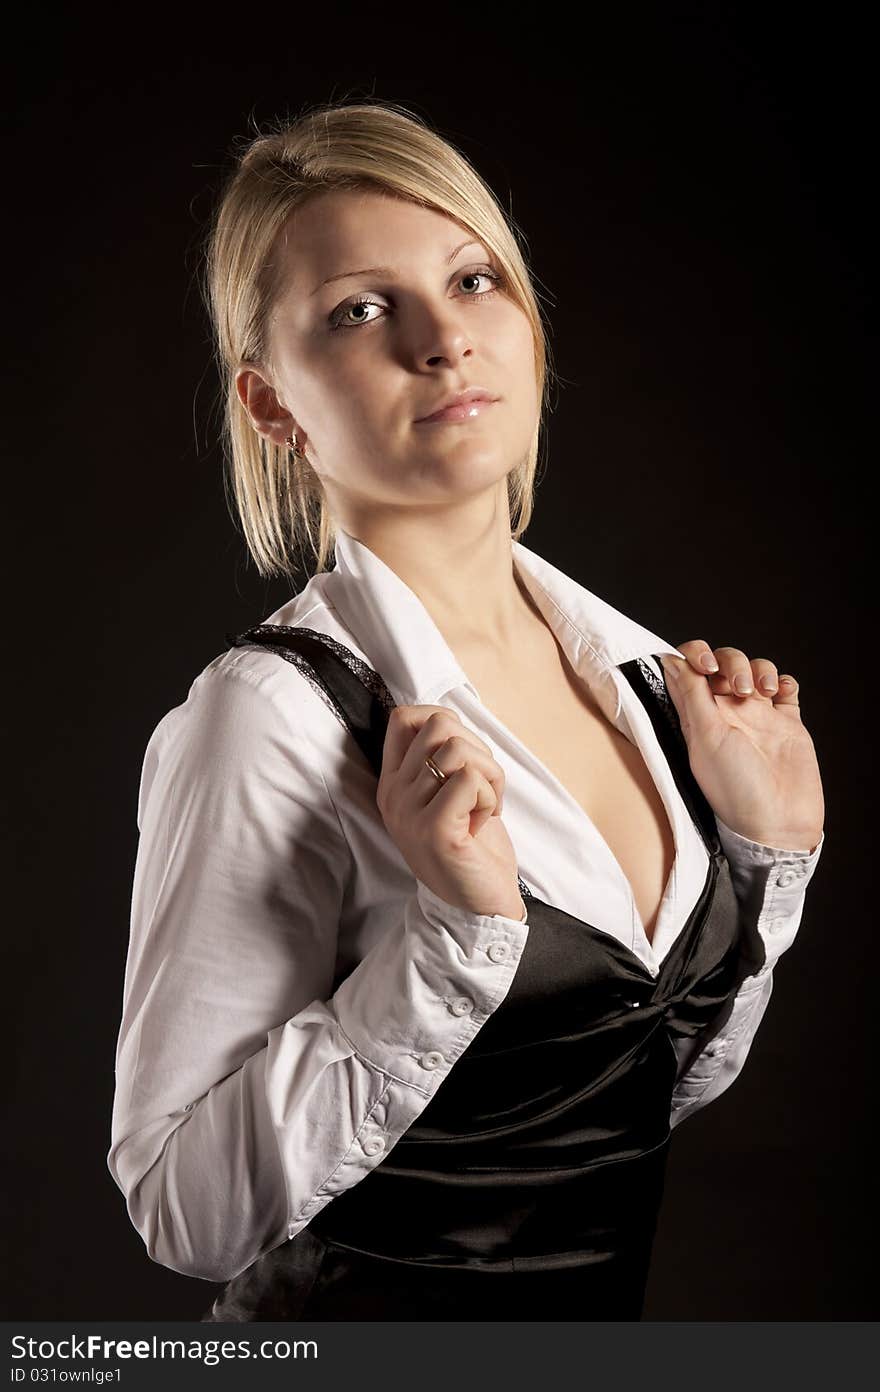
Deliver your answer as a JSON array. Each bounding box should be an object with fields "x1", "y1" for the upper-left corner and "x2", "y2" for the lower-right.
[{"x1": 376, "y1": 705, "x2": 526, "y2": 921}]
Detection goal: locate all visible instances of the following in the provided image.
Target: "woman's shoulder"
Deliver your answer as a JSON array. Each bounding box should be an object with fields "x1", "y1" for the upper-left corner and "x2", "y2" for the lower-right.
[
  {"x1": 135, "y1": 583, "x2": 359, "y2": 846},
  {"x1": 159, "y1": 576, "x2": 375, "y2": 765}
]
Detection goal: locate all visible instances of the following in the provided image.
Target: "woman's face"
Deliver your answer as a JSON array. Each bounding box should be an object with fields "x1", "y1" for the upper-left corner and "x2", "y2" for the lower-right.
[{"x1": 238, "y1": 187, "x2": 539, "y2": 522}]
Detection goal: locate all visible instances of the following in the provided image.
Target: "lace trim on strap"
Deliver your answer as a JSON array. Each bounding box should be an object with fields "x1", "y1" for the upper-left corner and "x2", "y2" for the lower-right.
[
  {"x1": 226, "y1": 623, "x2": 398, "y2": 730},
  {"x1": 634, "y1": 656, "x2": 688, "y2": 756}
]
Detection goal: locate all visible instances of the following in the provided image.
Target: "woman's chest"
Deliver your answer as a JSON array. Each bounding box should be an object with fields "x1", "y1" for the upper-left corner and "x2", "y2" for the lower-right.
[{"x1": 467, "y1": 654, "x2": 677, "y2": 945}]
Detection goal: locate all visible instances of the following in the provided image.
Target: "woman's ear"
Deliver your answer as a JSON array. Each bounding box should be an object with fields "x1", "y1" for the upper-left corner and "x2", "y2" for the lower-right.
[{"x1": 235, "y1": 363, "x2": 295, "y2": 447}]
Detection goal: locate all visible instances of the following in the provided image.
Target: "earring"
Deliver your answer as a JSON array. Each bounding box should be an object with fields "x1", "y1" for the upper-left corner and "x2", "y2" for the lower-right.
[{"x1": 285, "y1": 433, "x2": 306, "y2": 460}]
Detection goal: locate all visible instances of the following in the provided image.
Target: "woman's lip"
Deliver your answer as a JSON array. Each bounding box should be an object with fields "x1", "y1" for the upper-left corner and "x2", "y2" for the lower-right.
[{"x1": 415, "y1": 398, "x2": 498, "y2": 424}]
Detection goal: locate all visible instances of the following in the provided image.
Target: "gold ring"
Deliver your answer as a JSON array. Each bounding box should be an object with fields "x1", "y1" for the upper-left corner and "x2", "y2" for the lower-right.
[{"x1": 424, "y1": 755, "x2": 448, "y2": 784}]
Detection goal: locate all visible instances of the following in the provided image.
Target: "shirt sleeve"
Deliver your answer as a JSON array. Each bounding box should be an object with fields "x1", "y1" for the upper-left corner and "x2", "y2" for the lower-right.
[
  {"x1": 107, "y1": 660, "x2": 530, "y2": 1284},
  {"x1": 668, "y1": 815, "x2": 825, "y2": 1128}
]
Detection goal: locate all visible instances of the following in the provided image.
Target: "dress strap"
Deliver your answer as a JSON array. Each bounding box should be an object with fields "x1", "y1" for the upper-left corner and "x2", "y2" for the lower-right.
[
  {"x1": 617, "y1": 655, "x2": 722, "y2": 856},
  {"x1": 225, "y1": 624, "x2": 395, "y2": 780}
]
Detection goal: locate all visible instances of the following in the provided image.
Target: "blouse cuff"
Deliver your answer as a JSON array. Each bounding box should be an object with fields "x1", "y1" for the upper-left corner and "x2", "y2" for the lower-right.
[
  {"x1": 715, "y1": 814, "x2": 825, "y2": 862},
  {"x1": 714, "y1": 814, "x2": 825, "y2": 976}
]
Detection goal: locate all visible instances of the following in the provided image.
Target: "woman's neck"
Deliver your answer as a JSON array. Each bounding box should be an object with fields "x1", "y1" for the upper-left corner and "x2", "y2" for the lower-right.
[{"x1": 337, "y1": 508, "x2": 544, "y2": 660}]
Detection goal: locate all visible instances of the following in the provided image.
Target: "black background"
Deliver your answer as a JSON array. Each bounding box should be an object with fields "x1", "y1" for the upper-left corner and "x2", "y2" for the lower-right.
[{"x1": 5, "y1": 5, "x2": 873, "y2": 1320}]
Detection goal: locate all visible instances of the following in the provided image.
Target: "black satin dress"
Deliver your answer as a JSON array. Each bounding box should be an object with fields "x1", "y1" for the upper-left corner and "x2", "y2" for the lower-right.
[{"x1": 201, "y1": 623, "x2": 759, "y2": 1322}]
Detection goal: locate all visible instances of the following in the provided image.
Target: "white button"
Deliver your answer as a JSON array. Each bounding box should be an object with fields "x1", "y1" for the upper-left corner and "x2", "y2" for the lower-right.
[
  {"x1": 629, "y1": 999, "x2": 640, "y2": 1008},
  {"x1": 419, "y1": 1050, "x2": 445, "y2": 1069},
  {"x1": 362, "y1": 1137, "x2": 385, "y2": 1156},
  {"x1": 487, "y1": 940, "x2": 510, "y2": 962},
  {"x1": 450, "y1": 996, "x2": 475, "y2": 1015},
  {"x1": 776, "y1": 869, "x2": 799, "y2": 887},
  {"x1": 767, "y1": 918, "x2": 787, "y2": 935}
]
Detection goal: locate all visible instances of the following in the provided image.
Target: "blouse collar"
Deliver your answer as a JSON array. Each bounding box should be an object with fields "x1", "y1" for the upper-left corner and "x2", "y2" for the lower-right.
[{"x1": 323, "y1": 526, "x2": 683, "y2": 713}]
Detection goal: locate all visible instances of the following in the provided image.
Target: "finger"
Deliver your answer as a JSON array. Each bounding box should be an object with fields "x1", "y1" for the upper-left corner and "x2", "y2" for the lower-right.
[
  {"x1": 413, "y1": 734, "x2": 506, "y2": 816},
  {"x1": 707, "y1": 657, "x2": 780, "y2": 699},
  {"x1": 664, "y1": 640, "x2": 721, "y2": 676},
  {"x1": 397, "y1": 711, "x2": 493, "y2": 784},
  {"x1": 660, "y1": 650, "x2": 719, "y2": 734},
  {"x1": 381, "y1": 705, "x2": 456, "y2": 778},
  {"x1": 382, "y1": 707, "x2": 493, "y2": 781},
  {"x1": 751, "y1": 659, "x2": 779, "y2": 697},
  {"x1": 707, "y1": 646, "x2": 759, "y2": 696},
  {"x1": 671, "y1": 644, "x2": 761, "y2": 697},
  {"x1": 670, "y1": 642, "x2": 758, "y2": 695},
  {"x1": 662, "y1": 644, "x2": 797, "y2": 709},
  {"x1": 773, "y1": 673, "x2": 800, "y2": 707},
  {"x1": 423, "y1": 761, "x2": 499, "y2": 837}
]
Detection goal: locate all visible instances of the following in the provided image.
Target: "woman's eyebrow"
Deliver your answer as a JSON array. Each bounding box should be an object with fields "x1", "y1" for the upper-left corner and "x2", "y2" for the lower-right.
[{"x1": 309, "y1": 239, "x2": 485, "y2": 296}]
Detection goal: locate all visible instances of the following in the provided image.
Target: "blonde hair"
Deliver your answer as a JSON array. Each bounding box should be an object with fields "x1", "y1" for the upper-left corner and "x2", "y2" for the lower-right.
[{"x1": 201, "y1": 97, "x2": 557, "y2": 579}]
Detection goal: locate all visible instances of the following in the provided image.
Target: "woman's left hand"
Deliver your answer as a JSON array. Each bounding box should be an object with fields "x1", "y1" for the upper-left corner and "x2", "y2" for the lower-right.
[{"x1": 658, "y1": 643, "x2": 825, "y2": 852}]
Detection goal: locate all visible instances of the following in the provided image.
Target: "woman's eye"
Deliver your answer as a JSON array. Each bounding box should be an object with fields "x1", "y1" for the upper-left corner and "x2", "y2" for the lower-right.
[{"x1": 328, "y1": 267, "x2": 505, "y2": 331}]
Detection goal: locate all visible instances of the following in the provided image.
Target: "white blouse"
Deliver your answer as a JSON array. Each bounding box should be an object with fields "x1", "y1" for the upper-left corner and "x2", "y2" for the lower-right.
[{"x1": 107, "y1": 527, "x2": 824, "y2": 1284}]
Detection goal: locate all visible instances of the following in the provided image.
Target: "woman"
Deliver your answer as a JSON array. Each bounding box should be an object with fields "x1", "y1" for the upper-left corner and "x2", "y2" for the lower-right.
[{"x1": 107, "y1": 99, "x2": 825, "y2": 1321}]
